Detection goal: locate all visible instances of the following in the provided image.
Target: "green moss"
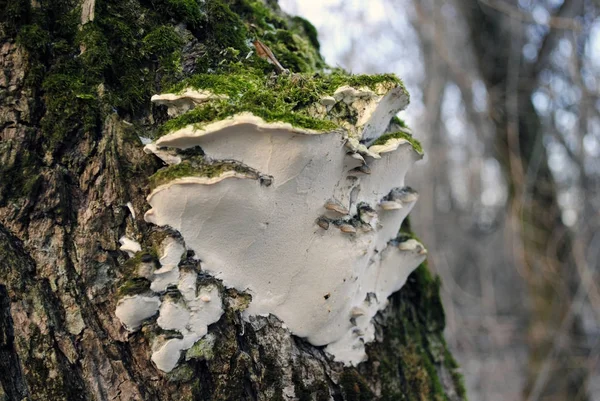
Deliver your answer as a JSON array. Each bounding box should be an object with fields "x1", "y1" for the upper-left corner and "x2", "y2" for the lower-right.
[
  {"x1": 244, "y1": 106, "x2": 336, "y2": 131},
  {"x1": 204, "y1": 1, "x2": 249, "y2": 51},
  {"x1": 157, "y1": 102, "x2": 337, "y2": 136},
  {"x1": 226, "y1": 0, "x2": 323, "y2": 73},
  {"x1": 173, "y1": 68, "x2": 400, "y2": 99},
  {"x1": 171, "y1": 70, "x2": 258, "y2": 97},
  {"x1": 0, "y1": 0, "x2": 31, "y2": 35},
  {"x1": 142, "y1": 25, "x2": 184, "y2": 58},
  {"x1": 262, "y1": 28, "x2": 322, "y2": 72},
  {"x1": 155, "y1": 0, "x2": 203, "y2": 27},
  {"x1": 291, "y1": 16, "x2": 320, "y2": 51},
  {"x1": 391, "y1": 115, "x2": 408, "y2": 128},
  {"x1": 444, "y1": 347, "x2": 467, "y2": 399},
  {"x1": 158, "y1": 102, "x2": 224, "y2": 135},
  {"x1": 78, "y1": 25, "x2": 111, "y2": 79},
  {"x1": 13, "y1": 0, "x2": 182, "y2": 153},
  {"x1": 375, "y1": 299, "x2": 447, "y2": 400},
  {"x1": 143, "y1": 25, "x2": 184, "y2": 77},
  {"x1": 167, "y1": 365, "x2": 195, "y2": 382},
  {"x1": 327, "y1": 71, "x2": 402, "y2": 90},
  {"x1": 157, "y1": 67, "x2": 403, "y2": 136},
  {"x1": 74, "y1": 1, "x2": 184, "y2": 113},
  {"x1": 421, "y1": 349, "x2": 446, "y2": 401},
  {"x1": 99, "y1": 11, "x2": 152, "y2": 111},
  {"x1": 410, "y1": 263, "x2": 446, "y2": 334},
  {"x1": 41, "y1": 65, "x2": 101, "y2": 149},
  {"x1": 186, "y1": 335, "x2": 216, "y2": 361},
  {"x1": 16, "y1": 24, "x2": 50, "y2": 53},
  {"x1": 117, "y1": 277, "x2": 151, "y2": 297},
  {"x1": 148, "y1": 158, "x2": 258, "y2": 189},
  {"x1": 11, "y1": 2, "x2": 102, "y2": 154},
  {"x1": 229, "y1": 0, "x2": 287, "y2": 31},
  {"x1": 371, "y1": 131, "x2": 423, "y2": 154}
]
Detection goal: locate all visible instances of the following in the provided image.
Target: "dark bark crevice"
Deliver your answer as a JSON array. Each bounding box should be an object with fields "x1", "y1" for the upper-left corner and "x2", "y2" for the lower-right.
[{"x1": 0, "y1": 284, "x2": 28, "y2": 401}]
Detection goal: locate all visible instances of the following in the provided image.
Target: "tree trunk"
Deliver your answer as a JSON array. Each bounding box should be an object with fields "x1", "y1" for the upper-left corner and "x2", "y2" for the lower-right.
[
  {"x1": 457, "y1": 1, "x2": 587, "y2": 400},
  {"x1": 0, "y1": 0, "x2": 465, "y2": 400}
]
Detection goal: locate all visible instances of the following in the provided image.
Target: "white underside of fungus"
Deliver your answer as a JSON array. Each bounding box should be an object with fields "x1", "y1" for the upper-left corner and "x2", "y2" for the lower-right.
[{"x1": 142, "y1": 83, "x2": 426, "y2": 366}]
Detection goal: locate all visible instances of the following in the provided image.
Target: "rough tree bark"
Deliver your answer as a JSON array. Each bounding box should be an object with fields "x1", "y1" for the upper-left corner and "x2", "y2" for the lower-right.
[{"x1": 0, "y1": 0, "x2": 465, "y2": 400}]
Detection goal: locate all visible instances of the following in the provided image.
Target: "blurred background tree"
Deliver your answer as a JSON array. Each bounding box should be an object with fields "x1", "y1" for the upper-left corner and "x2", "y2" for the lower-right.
[{"x1": 280, "y1": 0, "x2": 600, "y2": 400}]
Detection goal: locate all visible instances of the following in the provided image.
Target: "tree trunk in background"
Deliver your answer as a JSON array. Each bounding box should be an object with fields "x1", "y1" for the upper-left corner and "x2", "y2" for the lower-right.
[
  {"x1": 457, "y1": 1, "x2": 587, "y2": 400},
  {"x1": 0, "y1": 0, "x2": 465, "y2": 400}
]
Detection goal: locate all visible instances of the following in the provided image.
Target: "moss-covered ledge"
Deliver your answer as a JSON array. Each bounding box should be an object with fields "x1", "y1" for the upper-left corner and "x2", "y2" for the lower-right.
[{"x1": 153, "y1": 68, "x2": 405, "y2": 139}]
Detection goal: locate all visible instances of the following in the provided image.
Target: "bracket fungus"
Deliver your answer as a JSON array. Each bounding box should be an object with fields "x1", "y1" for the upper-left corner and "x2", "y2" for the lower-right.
[
  {"x1": 114, "y1": 236, "x2": 224, "y2": 372},
  {"x1": 121, "y1": 71, "x2": 426, "y2": 368}
]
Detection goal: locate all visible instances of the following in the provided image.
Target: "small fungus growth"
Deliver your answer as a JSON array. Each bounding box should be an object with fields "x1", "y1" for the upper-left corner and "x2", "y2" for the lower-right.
[
  {"x1": 152, "y1": 278, "x2": 222, "y2": 372},
  {"x1": 114, "y1": 236, "x2": 224, "y2": 372},
  {"x1": 119, "y1": 236, "x2": 141, "y2": 257}
]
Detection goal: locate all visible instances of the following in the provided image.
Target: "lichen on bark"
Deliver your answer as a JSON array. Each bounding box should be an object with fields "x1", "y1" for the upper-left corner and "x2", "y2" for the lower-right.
[{"x1": 0, "y1": 0, "x2": 466, "y2": 399}]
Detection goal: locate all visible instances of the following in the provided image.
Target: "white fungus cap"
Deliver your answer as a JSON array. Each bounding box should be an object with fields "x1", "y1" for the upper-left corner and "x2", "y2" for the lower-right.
[
  {"x1": 115, "y1": 295, "x2": 161, "y2": 332},
  {"x1": 119, "y1": 236, "x2": 141, "y2": 257}
]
